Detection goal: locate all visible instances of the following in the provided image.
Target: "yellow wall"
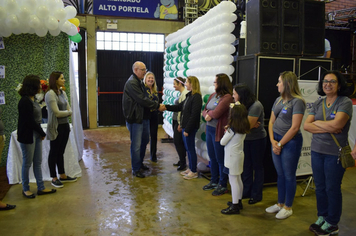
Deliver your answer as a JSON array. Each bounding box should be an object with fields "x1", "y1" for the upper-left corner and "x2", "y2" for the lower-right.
[{"x1": 76, "y1": 15, "x2": 184, "y2": 128}]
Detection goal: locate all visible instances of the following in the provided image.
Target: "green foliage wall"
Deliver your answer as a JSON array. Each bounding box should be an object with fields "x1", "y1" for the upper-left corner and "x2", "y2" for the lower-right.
[{"x1": 0, "y1": 33, "x2": 70, "y2": 166}]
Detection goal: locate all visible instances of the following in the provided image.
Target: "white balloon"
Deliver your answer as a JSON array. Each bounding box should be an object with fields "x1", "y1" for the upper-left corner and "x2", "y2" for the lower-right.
[
  {"x1": 59, "y1": 20, "x2": 71, "y2": 33},
  {"x1": 28, "y1": 27, "x2": 36, "y2": 34},
  {"x1": 45, "y1": 16, "x2": 59, "y2": 30},
  {"x1": 54, "y1": 8, "x2": 67, "y2": 21},
  {"x1": 208, "y1": 86, "x2": 215, "y2": 94},
  {"x1": 64, "y1": 6, "x2": 77, "y2": 20},
  {"x1": 29, "y1": 15, "x2": 41, "y2": 29},
  {"x1": 36, "y1": 5, "x2": 50, "y2": 19},
  {"x1": 49, "y1": 27, "x2": 61, "y2": 36},
  {"x1": 6, "y1": 14, "x2": 20, "y2": 29},
  {"x1": 12, "y1": 27, "x2": 22, "y2": 35},
  {"x1": 22, "y1": 0, "x2": 38, "y2": 12},
  {"x1": 18, "y1": 6, "x2": 32, "y2": 19},
  {"x1": 0, "y1": 25, "x2": 12, "y2": 37},
  {"x1": 35, "y1": 25, "x2": 48, "y2": 37},
  {"x1": 5, "y1": 0, "x2": 18, "y2": 14},
  {"x1": 0, "y1": 7, "x2": 6, "y2": 19}
]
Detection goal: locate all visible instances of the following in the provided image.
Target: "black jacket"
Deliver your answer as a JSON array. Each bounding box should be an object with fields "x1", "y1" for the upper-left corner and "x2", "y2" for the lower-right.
[
  {"x1": 122, "y1": 74, "x2": 159, "y2": 124},
  {"x1": 17, "y1": 96, "x2": 46, "y2": 144},
  {"x1": 166, "y1": 92, "x2": 202, "y2": 134}
]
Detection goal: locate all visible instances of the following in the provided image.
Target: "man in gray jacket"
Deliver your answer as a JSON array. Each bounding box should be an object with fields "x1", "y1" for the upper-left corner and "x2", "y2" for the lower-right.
[{"x1": 123, "y1": 61, "x2": 164, "y2": 178}]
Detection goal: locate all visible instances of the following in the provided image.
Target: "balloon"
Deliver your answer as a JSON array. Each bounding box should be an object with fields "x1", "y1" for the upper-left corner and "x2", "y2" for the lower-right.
[
  {"x1": 59, "y1": 20, "x2": 71, "y2": 33},
  {"x1": 35, "y1": 25, "x2": 48, "y2": 37},
  {"x1": 64, "y1": 6, "x2": 77, "y2": 20},
  {"x1": 0, "y1": 25, "x2": 12, "y2": 37},
  {"x1": 68, "y1": 18, "x2": 80, "y2": 27},
  {"x1": 201, "y1": 132, "x2": 206, "y2": 141},
  {"x1": 18, "y1": 6, "x2": 32, "y2": 19},
  {"x1": 54, "y1": 8, "x2": 67, "y2": 21},
  {"x1": 5, "y1": 0, "x2": 18, "y2": 14},
  {"x1": 203, "y1": 94, "x2": 210, "y2": 103},
  {"x1": 12, "y1": 27, "x2": 22, "y2": 35},
  {"x1": 67, "y1": 23, "x2": 78, "y2": 36},
  {"x1": 49, "y1": 27, "x2": 61, "y2": 36},
  {"x1": 45, "y1": 16, "x2": 59, "y2": 30},
  {"x1": 29, "y1": 15, "x2": 41, "y2": 29},
  {"x1": 36, "y1": 5, "x2": 50, "y2": 19},
  {"x1": 0, "y1": 7, "x2": 6, "y2": 20},
  {"x1": 69, "y1": 33, "x2": 82, "y2": 43},
  {"x1": 6, "y1": 14, "x2": 19, "y2": 29}
]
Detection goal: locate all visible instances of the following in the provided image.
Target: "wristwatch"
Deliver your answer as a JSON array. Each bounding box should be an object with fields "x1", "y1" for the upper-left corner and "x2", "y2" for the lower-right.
[{"x1": 278, "y1": 142, "x2": 283, "y2": 148}]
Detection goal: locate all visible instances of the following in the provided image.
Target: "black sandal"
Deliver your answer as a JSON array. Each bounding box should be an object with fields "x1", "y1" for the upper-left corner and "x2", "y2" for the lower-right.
[{"x1": 0, "y1": 204, "x2": 16, "y2": 210}]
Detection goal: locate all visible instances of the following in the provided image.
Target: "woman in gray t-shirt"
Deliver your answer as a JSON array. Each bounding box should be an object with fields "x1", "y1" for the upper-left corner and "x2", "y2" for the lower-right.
[
  {"x1": 266, "y1": 71, "x2": 306, "y2": 220},
  {"x1": 304, "y1": 71, "x2": 352, "y2": 235}
]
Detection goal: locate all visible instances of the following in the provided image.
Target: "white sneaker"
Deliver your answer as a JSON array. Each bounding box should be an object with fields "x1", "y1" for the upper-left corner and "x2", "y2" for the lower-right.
[
  {"x1": 180, "y1": 169, "x2": 191, "y2": 176},
  {"x1": 265, "y1": 204, "x2": 282, "y2": 213},
  {"x1": 183, "y1": 171, "x2": 198, "y2": 180},
  {"x1": 275, "y1": 208, "x2": 293, "y2": 219}
]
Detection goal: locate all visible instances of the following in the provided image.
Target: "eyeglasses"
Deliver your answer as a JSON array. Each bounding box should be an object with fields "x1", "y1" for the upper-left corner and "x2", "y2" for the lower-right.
[
  {"x1": 322, "y1": 79, "x2": 337, "y2": 84},
  {"x1": 139, "y1": 68, "x2": 147, "y2": 72}
]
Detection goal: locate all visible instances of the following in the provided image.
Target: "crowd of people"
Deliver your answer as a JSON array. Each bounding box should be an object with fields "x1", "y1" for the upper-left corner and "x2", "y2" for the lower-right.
[{"x1": 123, "y1": 61, "x2": 355, "y2": 236}]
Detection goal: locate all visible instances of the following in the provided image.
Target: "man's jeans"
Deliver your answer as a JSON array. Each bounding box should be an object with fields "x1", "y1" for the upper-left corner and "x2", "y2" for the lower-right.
[{"x1": 126, "y1": 120, "x2": 150, "y2": 172}]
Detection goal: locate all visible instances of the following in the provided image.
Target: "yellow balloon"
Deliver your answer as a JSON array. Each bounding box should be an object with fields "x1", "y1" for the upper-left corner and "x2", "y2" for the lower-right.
[{"x1": 68, "y1": 18, "x2": 80, "y2": 27}]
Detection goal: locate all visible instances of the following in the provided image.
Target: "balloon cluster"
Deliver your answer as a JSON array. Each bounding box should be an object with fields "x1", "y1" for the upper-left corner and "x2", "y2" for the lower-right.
[
  {"x1": 162, "y1": 1, "x2": 237, "y2": 160},
  {"x1": 0, "y1": 0, "x2": 82, "y2": 43}
]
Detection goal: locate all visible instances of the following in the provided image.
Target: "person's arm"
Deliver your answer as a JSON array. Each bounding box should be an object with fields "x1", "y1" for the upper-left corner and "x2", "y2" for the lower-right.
[
  {"x1": 303, "y1": 114, "x2": 326, "y2": 133},
  {"x1": 205, "y1": 94, "x2": 232, "y2": 120},
  {"x1": 268, "y1": 111, "x2": 281, "y2": 154},
  {"x1": 325, "y1": 50, "x2": 331, "y2": 58},
  {"x1": 184, "y1": 94, "x2": 202, "y2": 135},
  {"x1": 351, "y1": 141, "x2": 356, "y2": 160},
  {"x1": 202, "y1": 94, "x2": 213, "y2": 118},
  {"x1": 46, "y1": 92, "x2": 72, "y2": 118},
  {"x1": 20, "y1": 98, "x2": 46, "y2": 137},
  {"x1": 312, "y1": 112, "x2": 349, "y2": 133},
  {"x1": 220, "y1": 128, "x2": 233, "y2": 146},
  {"x1": 248, "y1": 116, "x2": 259, "y2": 129},
  {"x1": 126, "y1": 79, "x2": 159, "y2": 110}
]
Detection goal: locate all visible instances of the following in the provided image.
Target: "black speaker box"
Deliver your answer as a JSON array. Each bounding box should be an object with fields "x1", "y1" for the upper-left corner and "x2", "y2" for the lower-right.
[
  {"x1": 298, "y1": 58, "x2": 333, "y2": 80},
  {"x1": 302, "y1": 1, "x2": 325, "y2": 56}
]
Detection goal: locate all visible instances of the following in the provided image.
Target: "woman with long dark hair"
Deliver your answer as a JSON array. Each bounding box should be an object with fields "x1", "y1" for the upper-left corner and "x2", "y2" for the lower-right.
[
  {"x1": 18, "y1": 75, "x2": 56, "y2": 198},
  {"x1": 202, "y1": 73, "x2": 233, "y2": 196},
  {"x1": 45, "y1": 71, "x2": 77, "y2": 188},
  {"x1": 233, "y1": 84, "x2": 267, "y2": 204}
]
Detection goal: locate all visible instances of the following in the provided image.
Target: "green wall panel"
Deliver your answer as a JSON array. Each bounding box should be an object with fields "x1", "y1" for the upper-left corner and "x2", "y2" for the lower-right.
[{"x1": 0, "y1": 33, "x2": 70, "y2": 166}]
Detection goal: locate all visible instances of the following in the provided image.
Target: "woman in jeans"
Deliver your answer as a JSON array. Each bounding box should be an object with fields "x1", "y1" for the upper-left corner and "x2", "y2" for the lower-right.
[
  {"x1": 266, "y1": 71, "x2": 305, "y2": 219},
  {"x1": 304, "y1": 71, "x2": 352, "y2": 235},
  {"x1": 233, "y1": 84, "x2": 267, "y2": 204},
  {"x1": 45, "y1": 71, "x2": 77, "y2": 188},
  {"x1": 165, "y1": 76, "x2": 202, "y2": 180},
  {"x1": 17, "y1": 75, "x2": 56, "y2": 198},
  {"x1": 202, "y1": 73, "x2": 233, "y2": 196}
]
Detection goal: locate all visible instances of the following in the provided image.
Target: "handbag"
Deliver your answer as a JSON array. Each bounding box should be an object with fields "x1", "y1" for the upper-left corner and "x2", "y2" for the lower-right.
[{"x1": 322, "y1": 100, "x2": 355, "y2": 169}]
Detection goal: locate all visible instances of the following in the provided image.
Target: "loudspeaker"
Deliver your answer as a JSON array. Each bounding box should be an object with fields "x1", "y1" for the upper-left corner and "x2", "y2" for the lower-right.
[
  {"x1": 298, "y1": 58, "x2": 333, "y2": 80},
  {"x1": 302, "y1": 1, "x2": 325, "y2": 56},
  {"x1": 281, "y1": 0, "x2": 302, "y2": 54},
  {"x1": 246, "y1": 0, "x2": 280, "y2": 55}
]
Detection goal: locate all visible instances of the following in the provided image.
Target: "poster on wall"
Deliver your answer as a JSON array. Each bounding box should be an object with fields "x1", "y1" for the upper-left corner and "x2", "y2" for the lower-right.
[
  {"x1": 0, "y1": 65, "x2": 4, "y2": 79},
  {"x1": 93, "y1": 0, "x2": 178, "y2": 20},
  {"x1": 0, "y1": 91, "x2": 5, "y2": 105},
  {"x1": 297, "y1": 81, "x2": 321, "y2": 176}
]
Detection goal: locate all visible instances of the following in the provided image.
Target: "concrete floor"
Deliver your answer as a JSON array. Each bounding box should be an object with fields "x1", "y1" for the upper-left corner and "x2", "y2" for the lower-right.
[{"x1": 1, "y1": 126, "x2": 356, "y2": 236}]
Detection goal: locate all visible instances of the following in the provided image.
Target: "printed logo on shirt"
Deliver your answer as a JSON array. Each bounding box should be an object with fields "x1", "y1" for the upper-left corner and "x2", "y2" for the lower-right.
[
  {"x1": 281, "y1": 107, "x2": 288, "y2": 114},
  {"x1": 330, "y1": 110, "x2": 336, "y2": 119}
]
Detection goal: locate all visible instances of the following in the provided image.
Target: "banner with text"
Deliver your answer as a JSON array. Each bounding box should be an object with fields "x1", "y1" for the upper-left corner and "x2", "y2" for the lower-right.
[
  {"x1": 93, "y1": 0, "x2": 179, "y2": 20},
  {"x1": 297, "y1": 81, "x2": 321, "y2": 176}
]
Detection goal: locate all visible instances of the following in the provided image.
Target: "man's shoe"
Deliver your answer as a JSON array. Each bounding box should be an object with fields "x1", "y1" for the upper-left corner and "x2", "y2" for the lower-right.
[
  {"x1": 140, "y1": 164, "x2": 149, "y2": 171},
  {"x1": 173, "y1": 161, "x2": 181, "y2": 166},
  {"x1": 51, "y1": 179, "x2": 64, "y2": 188},
  {"x1": 212, "y1": 185, "x2": 228, "y2": 196},
  {"x1": 132, "y1": 170, "x2": 145, "y2": 178},
  {"x1": 248, "y1": 198, "x2": 261, "y2": 204},
  {"x1": 150, "y1": 156, "x2": 157, "y2": 163},
  {"x1": 177, "y1": 165, "x2": 186, "y2": 171},
  {"x1": 202, "y1": 181, "x2": 218, "y2": 191},
  {"x1": 59, "y1": 176, "x2": 77, "y2": 182},
  {"x1": 37, "y1": 189, "x2": 57, "y2": 195},
  {"x1": 221, "y1": 204, "x2": 240, "y2": 215}
]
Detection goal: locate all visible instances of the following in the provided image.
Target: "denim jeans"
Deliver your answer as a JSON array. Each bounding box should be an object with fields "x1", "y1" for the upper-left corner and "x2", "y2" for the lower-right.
[
  {"x1": 242, "y1": 137, "x2": 267, "y2": 200},
  {"x1": 173, "y1": 120, "x2": 186, "y2": 166},
  {"x1": 20, "y1": 131, "x2": 45, "y2": 191},
  {"x1": 206, "y1": 125, "x2": 227, "y2": 187},
  {"x1": 311, "y1": 151, "x2": 345, "y2": 225},
  {"x1": 272, "y1": 132, "x2": 302, "y2": 207},
  {"x1": 126, "y1": 120, "x2": 150, "y2": 172},
  {"x1": 182, "y1": 128, "x2": 198, "y2": 173}
]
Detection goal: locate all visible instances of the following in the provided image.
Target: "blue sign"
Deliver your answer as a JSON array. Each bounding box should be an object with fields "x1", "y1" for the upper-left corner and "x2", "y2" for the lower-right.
[{"x1": 93, "y1": 0, "x2": 179, "y2": 20}]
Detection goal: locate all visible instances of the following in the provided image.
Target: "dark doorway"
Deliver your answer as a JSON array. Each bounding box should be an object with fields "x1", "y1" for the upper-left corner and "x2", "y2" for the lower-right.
[{"x1": 97, "y1": 50, "x2": 164, "y2": 126}]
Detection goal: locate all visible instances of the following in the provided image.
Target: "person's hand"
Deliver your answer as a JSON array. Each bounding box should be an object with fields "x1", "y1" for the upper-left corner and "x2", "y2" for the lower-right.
[
  {"x1": 253, "y1": 121, "x2": 261, "y2": 129},
  {"x1": 177, "y1": 125, "x2": 182, "y2": 132},
  {"x1": 158, "y1": 104, "x2": 166, "y2": 112},
  {"x1": 41, "y1": 136, "x2": 46, "y2": 141},
  {"x1": 183, "y1": 131, "x2": 188, "y2": 137},
  {"x1": 272, "y1": 140, "x2": 281, "y2": 155},
  {"x1": 205, "y1": 114, "x2": 212, "y2": 121},
  {"x1": 351, "y1": 144, "x2": 356, "y2": 160}
]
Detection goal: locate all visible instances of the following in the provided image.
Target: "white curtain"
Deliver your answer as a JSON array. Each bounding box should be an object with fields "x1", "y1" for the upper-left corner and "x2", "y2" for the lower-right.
[{"x1": 69, "y1": 43, "x2": 84, "y2": 161}]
